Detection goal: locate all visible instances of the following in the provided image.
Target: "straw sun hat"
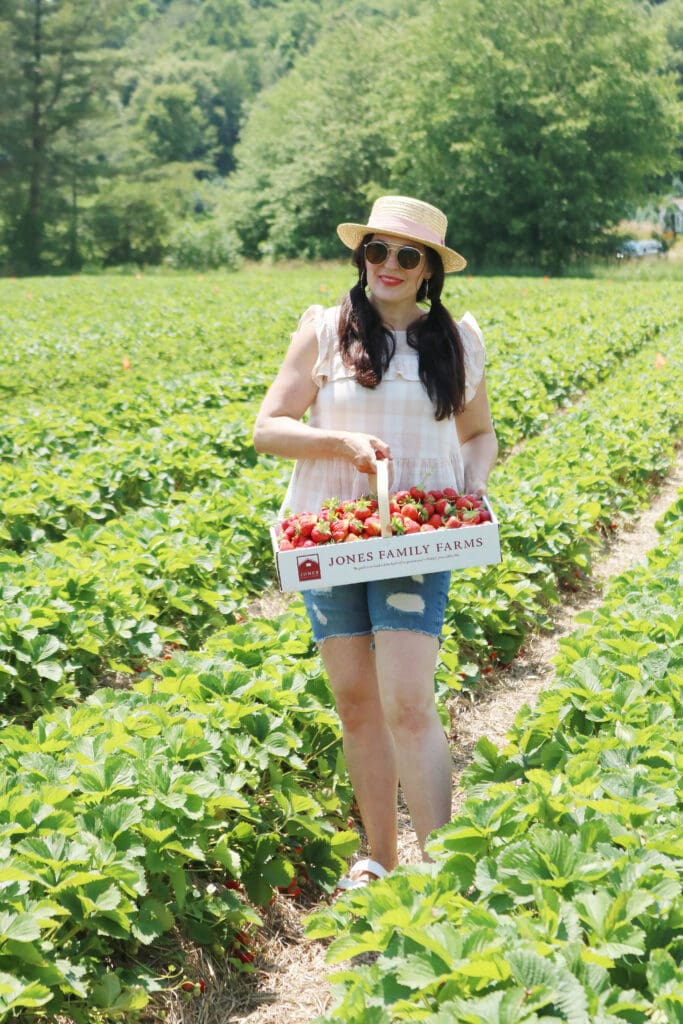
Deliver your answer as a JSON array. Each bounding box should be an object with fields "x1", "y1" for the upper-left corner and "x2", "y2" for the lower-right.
[{"x1": 337, "y1": 195, "x2": 467, "y2": 273}]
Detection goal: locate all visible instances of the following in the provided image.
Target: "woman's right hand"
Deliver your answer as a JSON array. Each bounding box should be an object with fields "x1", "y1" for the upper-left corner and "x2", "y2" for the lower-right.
[{"x1": 338, "y1": 432, "x2": 392, "y2": 475}]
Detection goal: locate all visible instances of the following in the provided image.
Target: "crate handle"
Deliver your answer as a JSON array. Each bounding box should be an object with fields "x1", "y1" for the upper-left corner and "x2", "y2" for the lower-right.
[{"x1": 376, "y1": 459, "x2": 392, "y2": 538}]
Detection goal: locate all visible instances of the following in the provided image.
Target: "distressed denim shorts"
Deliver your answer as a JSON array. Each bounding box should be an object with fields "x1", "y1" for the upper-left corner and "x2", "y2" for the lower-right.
[{"x1": 302, "y1": 571, "x2": 451, "y2": 644}]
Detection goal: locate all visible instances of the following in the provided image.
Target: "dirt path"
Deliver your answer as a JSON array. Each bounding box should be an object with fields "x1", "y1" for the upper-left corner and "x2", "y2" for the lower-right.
[{"x1": 170, "y1": 453, "x2": 682, "y2": 1024}]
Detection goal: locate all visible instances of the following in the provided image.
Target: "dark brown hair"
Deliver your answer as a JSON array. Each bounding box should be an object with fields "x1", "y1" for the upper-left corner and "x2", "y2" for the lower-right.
[{"x1": 337, "y1": 236, "x2": 467, "y2": 420}]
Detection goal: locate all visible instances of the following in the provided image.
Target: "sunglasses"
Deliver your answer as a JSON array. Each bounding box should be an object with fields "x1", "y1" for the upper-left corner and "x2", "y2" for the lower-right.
[{"x1": 363, "y1": 240, "x2": 425, "y2": 271}]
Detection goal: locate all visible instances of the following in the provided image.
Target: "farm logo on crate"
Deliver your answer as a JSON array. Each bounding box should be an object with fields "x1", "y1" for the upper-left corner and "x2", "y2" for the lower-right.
[{"x1": 297, "y1": 553, "x2": 322, "y2": 582}]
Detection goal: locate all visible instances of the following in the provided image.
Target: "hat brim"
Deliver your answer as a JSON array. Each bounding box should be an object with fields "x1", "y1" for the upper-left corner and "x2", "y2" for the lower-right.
[{"x1": 336, "y1": 222, "x2": 467, "y2": 273}]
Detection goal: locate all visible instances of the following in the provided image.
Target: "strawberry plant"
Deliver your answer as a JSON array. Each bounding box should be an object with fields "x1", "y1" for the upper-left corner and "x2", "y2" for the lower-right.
[
  {"x1": 0, "y1": 269, "x2": 681, "y2": 1021},
  {"x1": 0, "y1": 612, "x2": 357, "y2": 1019},
  {"x1": 308, "y1": 489, "x2": 683, "y2": 1023}
]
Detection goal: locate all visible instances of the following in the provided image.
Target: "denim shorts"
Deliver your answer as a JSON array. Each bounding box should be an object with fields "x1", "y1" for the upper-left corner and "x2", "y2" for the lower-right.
[{"x1": 301, "y1": 571, "x2": 451, "y2": 644}]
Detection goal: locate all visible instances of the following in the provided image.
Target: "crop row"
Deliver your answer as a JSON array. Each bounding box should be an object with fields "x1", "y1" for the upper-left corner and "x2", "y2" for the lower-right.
[
  {"x1": 438, "y1": 334, "x2": 681, "y2": 673},
  {"x1": 1, "y1": 334, "x2": 680, "y2": 722},
  {"x1": 3, "y1": 273, "x2": 679, "y2": 404},
  {"x1": 0, "y1": 406, "x2": 259, "y2": 550},
  {"x1": 0, "y1": 463, "x2": 288, "y2": 721},
  {"x1": 1, "y1": 290, "x2": 677, "y2": 558},
  {"x1": 0, "y1": 617, "x2": 357, "y2": 1020},
  {"x1": 0, "y1": 372, "x2": 263, "y2": 464},
  {"x1": 2, "y1": 276, "x2": 678, "y2": 451},
  {"x1": 308, "y1": 488, "x2": 683, "y2": 1024},
  {"x1": 0, "y1": 272, "x2": 303, "y2": 402}
]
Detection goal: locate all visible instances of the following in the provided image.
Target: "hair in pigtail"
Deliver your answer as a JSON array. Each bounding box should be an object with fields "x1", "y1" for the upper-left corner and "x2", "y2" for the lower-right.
[
  {"x1": 410, "y1": 266, "x2": 467, "y2": 419},
  {"x1": 339, "y1": 237, "x2": 395, "y2": 386}
]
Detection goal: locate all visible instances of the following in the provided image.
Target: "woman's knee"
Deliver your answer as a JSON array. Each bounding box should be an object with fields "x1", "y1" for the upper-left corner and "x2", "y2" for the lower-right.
[
  {"x1": 336, "y1": 690, "x2": 384, "y2": 732},
  {"x1": 320, "y1": 635, "x2": 381, "y2": 729},
  {"x1": 382, "y1": 691, "x2": 439, "y2": 738}
]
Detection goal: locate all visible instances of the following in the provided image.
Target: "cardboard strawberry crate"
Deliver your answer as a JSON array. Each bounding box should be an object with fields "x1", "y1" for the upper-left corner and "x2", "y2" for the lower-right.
[{"x1": 271, "y1": 462, "x2": 501, "y2": 593}]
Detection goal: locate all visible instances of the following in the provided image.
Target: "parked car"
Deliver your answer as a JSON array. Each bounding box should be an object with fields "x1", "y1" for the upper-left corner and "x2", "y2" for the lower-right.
[{"x1": 616, "y1": 239, "x2": 665, "y2": 259}]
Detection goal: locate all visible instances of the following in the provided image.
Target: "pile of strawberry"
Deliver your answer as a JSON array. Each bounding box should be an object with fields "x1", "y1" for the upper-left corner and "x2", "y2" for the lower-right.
[{"x1": 276, "y1": 487, "x2": 491, "y2": 550}]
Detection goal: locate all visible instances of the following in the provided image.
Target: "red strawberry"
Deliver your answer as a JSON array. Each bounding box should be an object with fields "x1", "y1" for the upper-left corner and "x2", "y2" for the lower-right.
[
  {"x1": 445, "y1": 516, "x2": 462, "y2": 529},
  {"x1": 363, "y1": 516, "x2": 382, "y2": 537},
  {"x1": 278, "y1": 877, "x2": 302, "y2": 898},
  {"x1": 427, "y1": 514, "x2": 443, "y2": 529},
  {"x1": 401, "y1": 503, "x2": 420, "y2": 521},
  {"x1": 353, "y1": 501, "x2": 373, "y2": 521},
  {"x1": 410, "y1": 486, "x2": 426, "y2": 501},
  {"x1": 311, "y1": 521, "x2": 331, "y2": 543},
  {"x1": 434, "y1": 498, "x2": 451, "y2": 516},
  {"x1": 402, "y1": 517, "x2": 421, "y2": 534},
  {"x1": 330, "y1": 519, "x2": 349, "y2": 542},
  {"x1": 419, "y1": 523, "x2": 436, "y2": 532},
  {"x1": 442, "y1": 487, "x2": 459, "y2": 499},
  {"x1": 297, "y1": 513, "x2": 318, "y2": 537},
  {"x1": 460, "y1": 509, "x2": 482, "y2": 525},
  {"x1": 390, "y1": 515, "x2": 406, "y2": 534}
]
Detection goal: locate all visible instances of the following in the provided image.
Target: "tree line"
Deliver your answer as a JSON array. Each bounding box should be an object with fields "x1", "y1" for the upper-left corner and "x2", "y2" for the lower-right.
[{"x1": 0, "y1": 0, "x2": 681, "y2": 275}]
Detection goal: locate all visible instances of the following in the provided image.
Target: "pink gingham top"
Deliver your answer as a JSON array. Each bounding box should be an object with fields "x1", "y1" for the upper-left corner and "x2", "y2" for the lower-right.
[{"x1": 280, "y1": 304, "x2": 486, "y2": 515}]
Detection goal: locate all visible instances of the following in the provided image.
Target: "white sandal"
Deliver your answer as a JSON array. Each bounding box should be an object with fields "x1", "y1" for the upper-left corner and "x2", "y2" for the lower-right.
[{"x1": 335, "y1": 858, "x2": 388, "y2": 893}]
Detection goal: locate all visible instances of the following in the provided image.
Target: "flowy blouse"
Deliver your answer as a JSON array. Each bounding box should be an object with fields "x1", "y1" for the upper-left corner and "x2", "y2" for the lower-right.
[{"x1": 279, "y1": 304, "x2": 486, "y2": 515}]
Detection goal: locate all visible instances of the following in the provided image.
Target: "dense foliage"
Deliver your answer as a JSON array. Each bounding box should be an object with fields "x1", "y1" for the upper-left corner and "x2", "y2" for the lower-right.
[
  {"x1": 0, "y1": 0, "x2": 680, "y2": 273},
  {"x1": 309, "y1": 491, "x2": 683, "y2": 1023},
  {"x1": 0, "y1": 267, "x2": 680, "y2": 1020}
]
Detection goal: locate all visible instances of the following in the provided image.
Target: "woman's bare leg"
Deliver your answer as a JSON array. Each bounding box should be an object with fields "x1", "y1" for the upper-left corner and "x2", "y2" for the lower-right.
[
  {"x1": 320, "y1": 635, "x2": 399, "y2": 870},
  {"x1": 373, "y1": 630, "x2": 451, "y2": 857}
]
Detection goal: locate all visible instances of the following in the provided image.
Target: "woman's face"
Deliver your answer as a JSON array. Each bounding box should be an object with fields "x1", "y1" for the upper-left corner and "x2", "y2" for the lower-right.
[{"x1": 364, "y1": 233, "x2": 430, "y2": 305}]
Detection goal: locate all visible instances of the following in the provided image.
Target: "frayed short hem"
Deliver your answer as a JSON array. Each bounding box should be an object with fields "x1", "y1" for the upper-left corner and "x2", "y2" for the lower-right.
[
  {"x1": 316, "y1": 627, "x2": 443, "y2": 646},
  {"x1": 373, "y1": 626, "x2": 443, "y2": 642},
  {"x1": 316, "y1": 630, "x2": 373, "y2": 646}
]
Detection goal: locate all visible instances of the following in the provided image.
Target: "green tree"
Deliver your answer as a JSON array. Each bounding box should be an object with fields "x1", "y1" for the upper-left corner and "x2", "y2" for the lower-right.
[
  {"x1": 396, "y1": 0, "x2": 682, "y2": 268},
  {"x1": 227, "y1": 20, "x2": 402, "y2": 259},
  {"x1": 141, "y1": 81, "x2": 214, "y2": 164},
  {"x1": 86, "y1": 179, "x2": 171, "y2": 266},
  {"x1": 127, "y1": 54, "x2": 256, "y2": 176},
  {"x1": 229, "y1": 0, "x2": 681, "y2": 269},
  {"x1": 0, "y1": 0, "x2": 124, "y2": 273}
]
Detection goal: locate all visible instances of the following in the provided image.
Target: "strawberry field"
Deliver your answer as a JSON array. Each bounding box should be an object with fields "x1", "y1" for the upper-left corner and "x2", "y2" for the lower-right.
[{"x1": 0, "y1": 268, "x2": 681, "y2": 1023}]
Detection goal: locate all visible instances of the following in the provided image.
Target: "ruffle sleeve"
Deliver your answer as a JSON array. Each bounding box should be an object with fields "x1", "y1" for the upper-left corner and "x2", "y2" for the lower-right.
[
  {"x1": 308, "y1": 305, "x2": 342, "y2": 387},
  {"x1": 459, "y1": 311, "x2": 486, "y2": 403}
]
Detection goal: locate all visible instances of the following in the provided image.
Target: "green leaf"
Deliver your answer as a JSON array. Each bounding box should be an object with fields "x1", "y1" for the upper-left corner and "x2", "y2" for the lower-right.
[
  {"x1": 330, "y1": 830, "x2": 360, "y2": 858},
  {"x1": 0, "y1": 971, "x2": 52, "y2": 1010},
  {"x1": 131, "y1": 899, "x2": 175, "y2": 944},
  {"x1": 0, "y1": 912, "x2": 41, "y2": 943},
  {"x1": 35, "y1": 660, "x2": 64, "y2": 681}
]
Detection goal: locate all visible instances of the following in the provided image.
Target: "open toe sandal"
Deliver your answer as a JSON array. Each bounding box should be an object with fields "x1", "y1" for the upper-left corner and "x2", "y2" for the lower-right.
[{"x1": 334, "y1": 858, "x2": 388, "y2": 897}]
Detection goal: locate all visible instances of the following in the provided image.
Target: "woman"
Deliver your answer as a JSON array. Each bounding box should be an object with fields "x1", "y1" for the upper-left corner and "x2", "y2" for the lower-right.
[{"x1": 253, "y1": 195, "x2": 497, "y2": 889}]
